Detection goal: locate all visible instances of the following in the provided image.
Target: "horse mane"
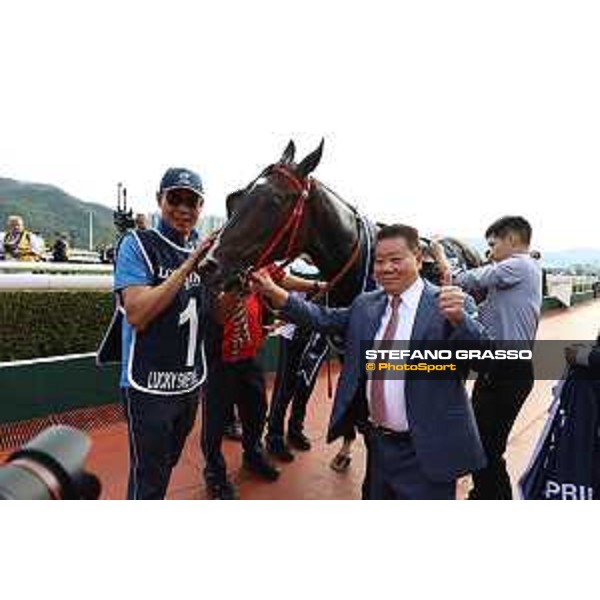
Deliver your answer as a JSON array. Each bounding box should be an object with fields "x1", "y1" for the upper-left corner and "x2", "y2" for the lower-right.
[
  {"x1": 313, "y1": 184, "x2": 483, "y2": 269},
  {"x1": 314, "y1": 179, "x2": 362, "y2": 218}
]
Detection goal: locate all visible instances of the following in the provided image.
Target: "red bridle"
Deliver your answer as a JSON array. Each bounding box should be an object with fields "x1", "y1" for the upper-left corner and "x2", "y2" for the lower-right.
[
  {"x1": 252, "y1": 164, "x2": 312, "y2": 270},
  {"x1": 206, "y1": 163, "x2": 361, "y2": 299}
]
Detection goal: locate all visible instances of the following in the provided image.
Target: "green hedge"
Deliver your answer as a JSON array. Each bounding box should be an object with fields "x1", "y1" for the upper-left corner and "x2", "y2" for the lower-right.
[
  {"x1": 0, "y1": 291, "x2": 114, "y2": 361},
  {"x1": 2, "y1": 289, "x2": 594, "y2": 365}
]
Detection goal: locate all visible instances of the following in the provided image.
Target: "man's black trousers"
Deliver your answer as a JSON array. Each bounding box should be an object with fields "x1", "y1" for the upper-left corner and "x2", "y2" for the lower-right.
[
  {"x1": 201, "y1": 356, "x2": 268, "y2": 483},
  {"x1": 469, "y1": 363, "x2": 534, "y2": 499}
]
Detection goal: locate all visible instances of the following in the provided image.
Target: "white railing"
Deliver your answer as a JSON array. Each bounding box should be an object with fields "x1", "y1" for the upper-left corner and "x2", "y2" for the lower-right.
[
  {"x1": 0, "y1": 261, "x2": 113, "y2": 274},
  {"x1": 42, "y1": 249, "x2": 103, "y2": 264},
  {"x1": 546, "y1": 274, "x2": 599, "y2": 307},
  {"x1": 0, "y1": 259, "x2": 114, "y2": 290},
  {"x1": 0, "y1": 273, "x2": 113, "y2": 291},
  {"x1": 547, "y1": 274, "x2": 598, "y2": 284}
]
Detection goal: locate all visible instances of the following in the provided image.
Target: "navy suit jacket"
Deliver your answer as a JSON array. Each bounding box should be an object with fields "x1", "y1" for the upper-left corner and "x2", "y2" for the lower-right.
[
  {"x1": 282, "y1": 279, "x2": 488, "y2": 482},
  {"x1": 589, "y1": 346, "x2": 600, "y2": 375}
]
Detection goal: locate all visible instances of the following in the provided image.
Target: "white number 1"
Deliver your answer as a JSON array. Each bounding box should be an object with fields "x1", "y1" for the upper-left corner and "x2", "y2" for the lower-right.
[{"x1": 178, "y1": 298, "x2": 198, "y2": 367}]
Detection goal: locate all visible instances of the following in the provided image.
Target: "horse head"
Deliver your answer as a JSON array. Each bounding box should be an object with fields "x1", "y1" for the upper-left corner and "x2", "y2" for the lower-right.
[{"x1": 199, "y1": 139, "x2": 324, "y2": 290}]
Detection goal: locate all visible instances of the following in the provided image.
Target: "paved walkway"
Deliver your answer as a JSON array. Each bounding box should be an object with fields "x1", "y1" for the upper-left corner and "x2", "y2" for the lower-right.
[{"x1": 3, "y1": 299, "x2": 599, "y2": 499}]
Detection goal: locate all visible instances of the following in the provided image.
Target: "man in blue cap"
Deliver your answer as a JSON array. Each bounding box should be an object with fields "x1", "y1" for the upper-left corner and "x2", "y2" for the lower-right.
[{"x1": 114, "y1": 167, "x2": 214, "y2": 499}]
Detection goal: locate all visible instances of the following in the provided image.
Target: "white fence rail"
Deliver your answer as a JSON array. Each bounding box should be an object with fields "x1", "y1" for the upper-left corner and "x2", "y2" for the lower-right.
[
  {"x1": 42, "y1": 249, "x2": 103, "y2": 264},
  {"x1": 0, "y1": 264, "x2": 597, "y2": 295},
  {"x1": 0, "y1": 261, "x2": 113, "y2": 274},
  {"x1": 0, "y1": 259, "x2": 114, "y2": 290},
  {"x1": 0, "y1": 273, "x2": 113, "y2": 291},
  {"x1": 546, "y1": 274, "x2": 599, "y2": 307}
]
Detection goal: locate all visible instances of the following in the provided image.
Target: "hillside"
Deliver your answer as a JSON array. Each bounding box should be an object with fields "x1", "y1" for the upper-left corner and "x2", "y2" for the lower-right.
[
  {"x1": 463, "y1": 238, "x2": 600, "y2": 269},
  {"x1": 542, "y1": 248, "x2": 600, "y2": 268},
  {"x1": 0, "y1": 177, "x2": 115, "y2": 247}
]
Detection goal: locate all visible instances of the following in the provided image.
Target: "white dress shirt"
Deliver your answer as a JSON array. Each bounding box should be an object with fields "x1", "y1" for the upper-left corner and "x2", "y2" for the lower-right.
[{"x1": 367, "y1": 277, "x2": 424, "y2": 432}]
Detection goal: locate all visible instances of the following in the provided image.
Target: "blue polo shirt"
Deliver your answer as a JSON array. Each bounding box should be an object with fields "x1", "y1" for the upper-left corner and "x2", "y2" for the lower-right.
[{"x1": 114, "y1": 220, "x2": 200, "y2": 388}]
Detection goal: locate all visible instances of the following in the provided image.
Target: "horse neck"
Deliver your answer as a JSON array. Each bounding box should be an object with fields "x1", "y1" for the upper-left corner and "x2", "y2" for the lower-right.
[{"x1": 301, "y1": 182, "x2": 364, "y2": 301}]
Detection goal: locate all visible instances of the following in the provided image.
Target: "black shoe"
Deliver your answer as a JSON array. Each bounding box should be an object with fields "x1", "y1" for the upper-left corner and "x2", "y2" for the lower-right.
[
  {"x1": 223, "y1": 420, "x2": 243, "y2": 442},
  {"x1": 287, "y1": 429, "x2": 311, "y2": 451},
  {"x1": 266, "y1": 437, "x2": 295, "y2": 463},
  {"x1": 243, "y1": 451, "x2": 280, "y2": 481},
  {"x1": 206, "y1": 478, "x2": 239, "y2": 500}
]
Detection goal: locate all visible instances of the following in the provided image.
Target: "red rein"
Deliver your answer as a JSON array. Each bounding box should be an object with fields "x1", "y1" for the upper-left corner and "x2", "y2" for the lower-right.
[{"x1": 254, "y1": 165, "x2": 311, "y2": 269}]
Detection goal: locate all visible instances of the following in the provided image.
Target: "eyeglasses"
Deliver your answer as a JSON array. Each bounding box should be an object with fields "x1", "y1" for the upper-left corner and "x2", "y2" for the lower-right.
[{"x1": 165, "y1": 189, "x2": 204, "y2": 209}]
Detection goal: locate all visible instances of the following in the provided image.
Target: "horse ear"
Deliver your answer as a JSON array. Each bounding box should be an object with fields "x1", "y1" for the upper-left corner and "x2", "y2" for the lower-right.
[
  {"x1": 280, "y1": 140, "x2": 296, "y2": 164},
  {"x1": 296, "y1": 138, "x2": 324, "y2": 178},
  {"x1": 225, "y1": 189, "x2": 245, "y2": 218}
]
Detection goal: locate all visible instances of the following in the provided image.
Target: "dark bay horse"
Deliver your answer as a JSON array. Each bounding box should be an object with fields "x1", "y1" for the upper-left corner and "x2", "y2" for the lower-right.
[
  {"x1": 199, "y1": 138, "x2": 483, "y2": 371},
  {"x1": 202, "y1": 139, "x2": 377, "y2": 306},
  {"x1": 199, "y1": 140, "x2": 380, "y2": 457},
  {"x1": 199, "y1": 140, "x2": 482, "y2": 458},
  {"x1": 200, "y1": 139, "x2": 481, "y2": 297}
]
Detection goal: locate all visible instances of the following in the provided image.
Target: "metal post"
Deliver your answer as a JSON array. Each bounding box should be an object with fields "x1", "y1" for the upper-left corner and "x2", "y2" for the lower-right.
[{"x1": 89, "y1": 211, "x2": 93, "y2": 251}]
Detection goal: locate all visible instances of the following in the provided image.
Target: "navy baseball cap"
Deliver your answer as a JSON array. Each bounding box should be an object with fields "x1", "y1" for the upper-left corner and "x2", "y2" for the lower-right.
[{"x1": 159, "y1": 167, "x2": 204, "y2": 197}]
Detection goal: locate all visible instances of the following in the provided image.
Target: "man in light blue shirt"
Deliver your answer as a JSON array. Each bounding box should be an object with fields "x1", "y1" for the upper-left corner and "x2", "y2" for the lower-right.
[
  {"x1": 114, "y1": 218, "x2": 200, "y2": 389},
  {"x1": 112, "y1": 167, "x2": 213, "y2": 499},
  {"x1": 434, "y1": 215, "x2": 542, "y2": 499}
]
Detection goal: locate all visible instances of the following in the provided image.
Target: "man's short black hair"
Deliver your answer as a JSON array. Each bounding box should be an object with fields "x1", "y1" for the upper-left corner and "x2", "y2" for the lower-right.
[
  {"x1": 376, "y1": 224, "x2": 420, "y2": 253},
  {"x1": 485, "y1": 216, "x2": 532, "y2": 245}
]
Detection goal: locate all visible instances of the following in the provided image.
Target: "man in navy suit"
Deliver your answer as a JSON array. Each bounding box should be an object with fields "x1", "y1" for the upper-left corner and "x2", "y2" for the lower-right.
[{"x1": 251, "y1": 224, "x2": 488, "y2": 500}]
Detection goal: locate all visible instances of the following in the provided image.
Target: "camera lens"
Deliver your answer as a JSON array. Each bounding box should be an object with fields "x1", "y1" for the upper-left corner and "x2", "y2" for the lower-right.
[{"x1": 0, "y1": 426, "x2": 100, "y2": 500}]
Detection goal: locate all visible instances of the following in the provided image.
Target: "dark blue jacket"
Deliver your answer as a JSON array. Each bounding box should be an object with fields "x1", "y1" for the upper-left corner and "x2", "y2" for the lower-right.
[
  {"x1": 520, "y1": 367, "x2": 600, "y2": 500},
  {"x1": 282, "y1": 280, "x2": 488, "y2": 483}
]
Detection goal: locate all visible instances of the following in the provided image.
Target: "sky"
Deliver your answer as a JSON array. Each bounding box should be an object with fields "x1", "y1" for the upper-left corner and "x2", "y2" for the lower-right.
[{"x1": 1, "y1": 0, "x2": 599, "y2": 251}]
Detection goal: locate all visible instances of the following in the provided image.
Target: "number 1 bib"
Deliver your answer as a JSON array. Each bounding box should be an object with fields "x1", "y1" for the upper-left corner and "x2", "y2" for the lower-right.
[{"x1": 126, "y1": 229, "x2": 209, "y2": 396}]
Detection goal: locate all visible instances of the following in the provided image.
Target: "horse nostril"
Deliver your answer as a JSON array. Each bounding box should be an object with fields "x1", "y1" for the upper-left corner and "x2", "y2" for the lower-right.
[
  {"x1": 199, "y1": 256, "x2": 217, "y2": 271},
  {"x1": 197, "y1": 258, "x2": 220, "y2": 281}
]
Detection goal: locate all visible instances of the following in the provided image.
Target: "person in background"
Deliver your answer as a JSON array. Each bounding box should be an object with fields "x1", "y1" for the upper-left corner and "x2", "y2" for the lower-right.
[
  {"x1": 2, "y1": 215, "x2": 44, "y2": 261},
  {"x1": 104, "y1": 245, "x2": 116, "y2": 264},
  {"x1": 565, "y1": 331, "x2": 600, "y2": 493},
  {"x1": 565, "y1": 331, "x2": 600, "y2": 375},
  {"x1": 201, "y1": 279, "x2": 281, "y2": 500},
  {"x1": 530, "y1": 250, "x2": 547, "y2": 296},
  {"x1": 201, "y1": 261, "x2": 326, "y2": 498},
  {"x1": 52, "y1": 232, "x2": 71, "y2": 262},
  {"x1": 432, "y1": 215, "x2": 542, "y2": 499},
  {"x1": 135, "y1": 213, "x2": 149, "y2": 231},
  {"x1": 266, "y1": 256, "x2": 323, "y2": 462}
]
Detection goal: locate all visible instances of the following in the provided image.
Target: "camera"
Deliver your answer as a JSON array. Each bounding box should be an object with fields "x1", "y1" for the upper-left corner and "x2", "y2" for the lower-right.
[{"x1": 0, "y1": 425, "x2": 101, "y2": 500}]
